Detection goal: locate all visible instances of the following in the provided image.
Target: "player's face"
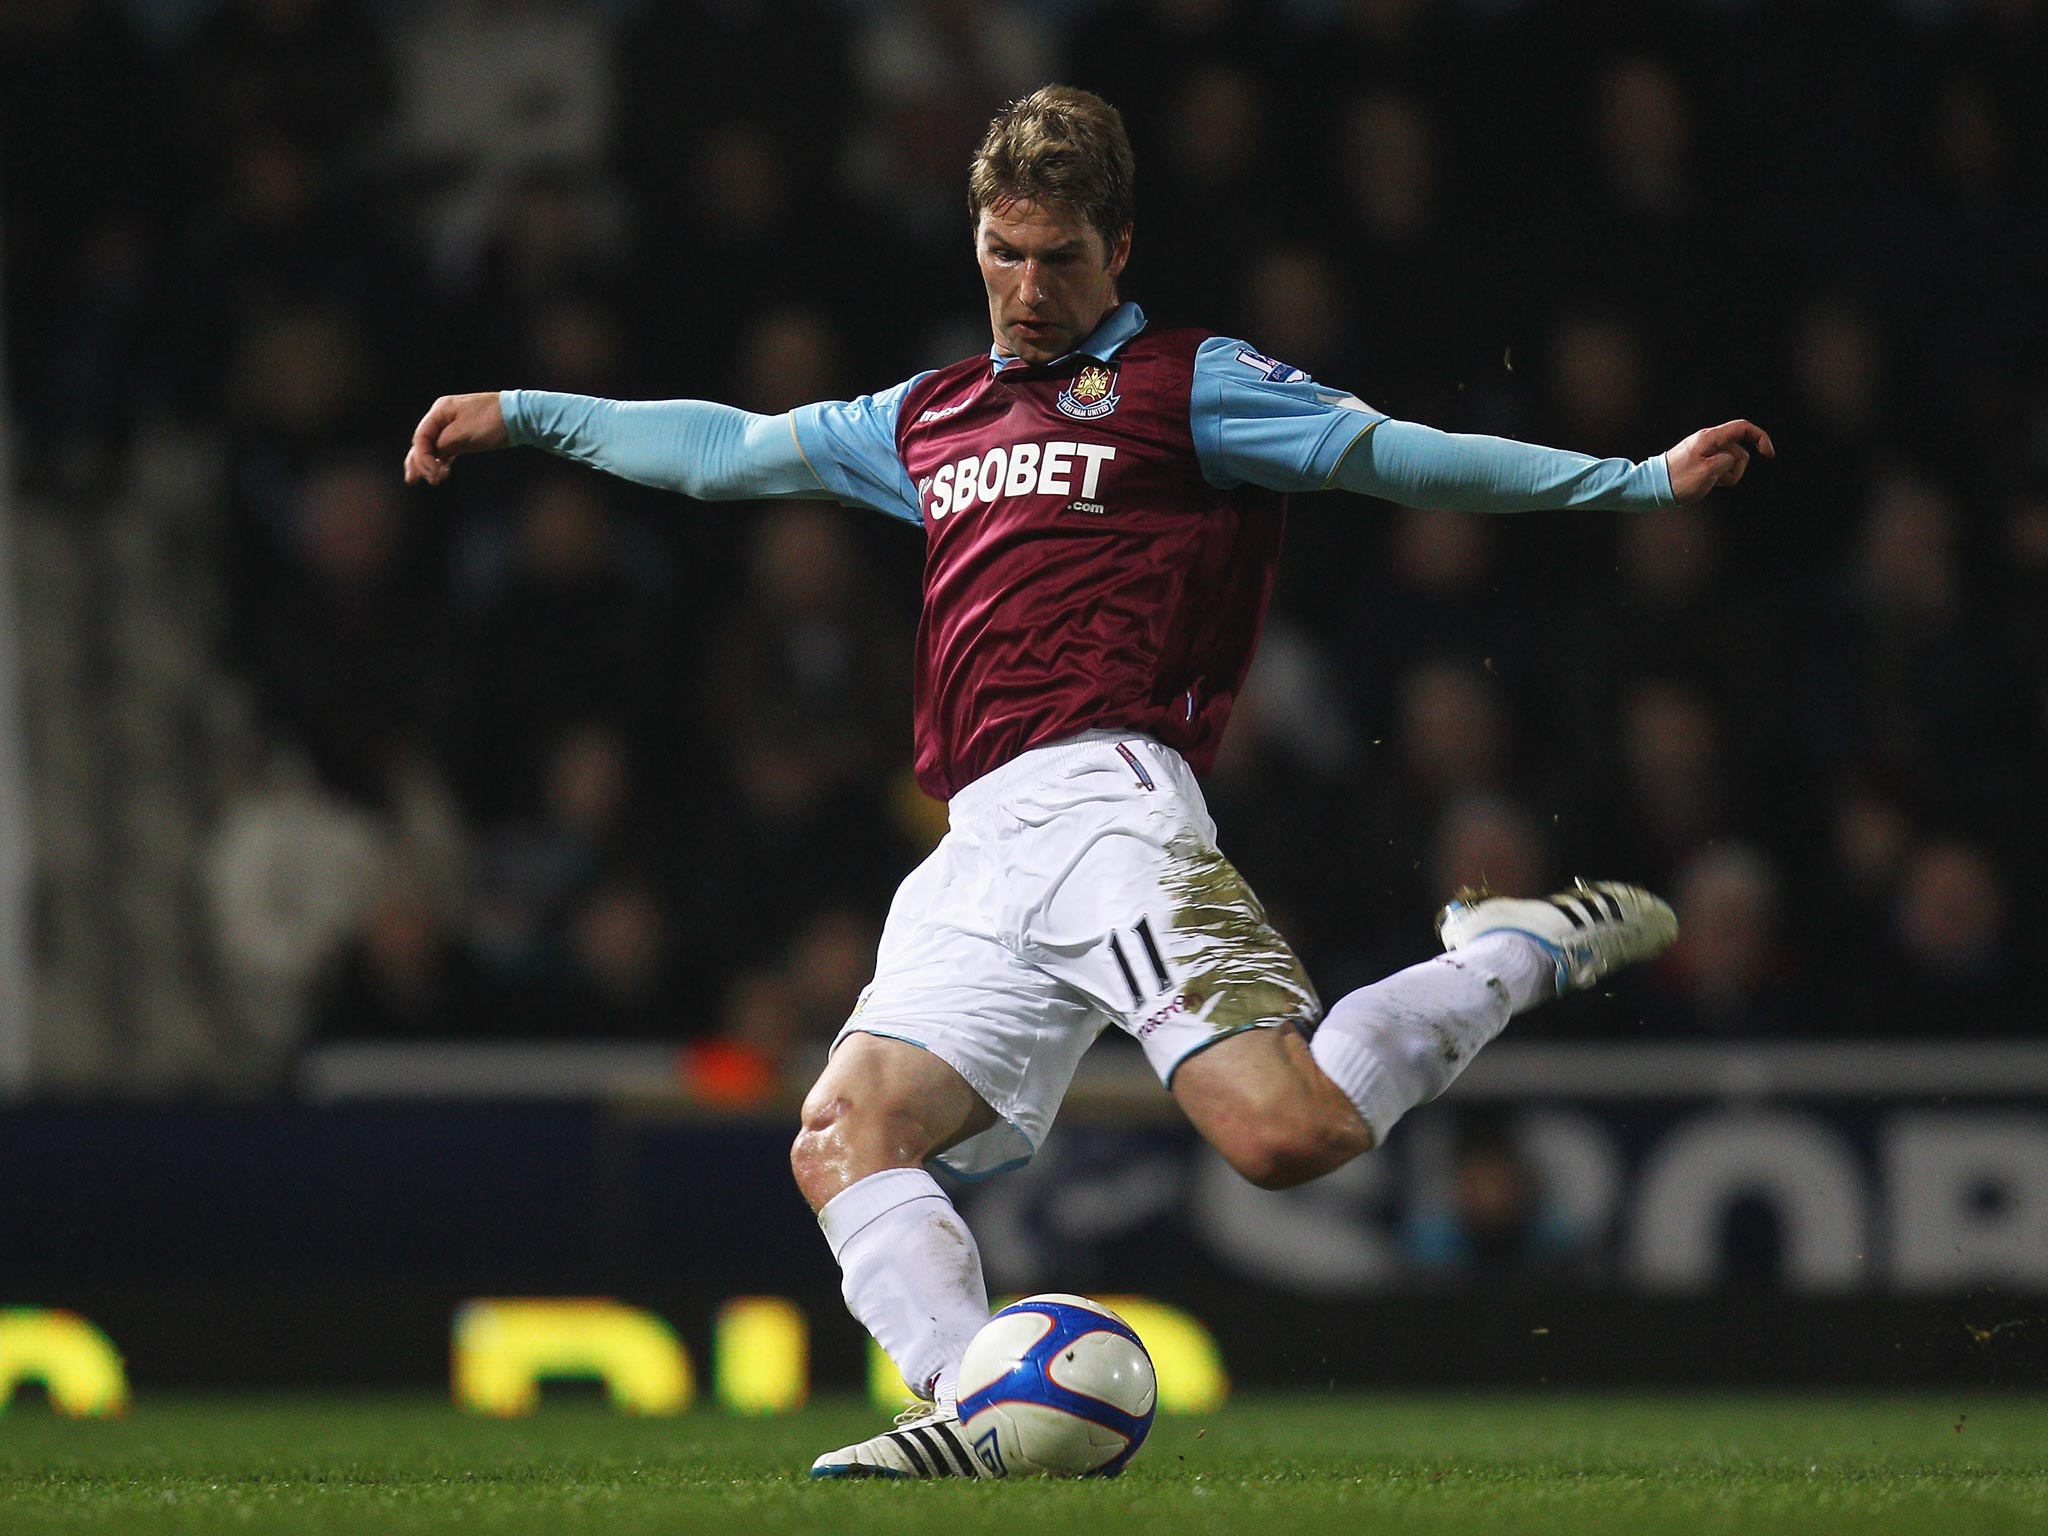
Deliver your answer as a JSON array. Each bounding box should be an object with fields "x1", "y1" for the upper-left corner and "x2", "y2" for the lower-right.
[{"x1": 976, "y1": 200, "x2": 1131, "y2": 366}]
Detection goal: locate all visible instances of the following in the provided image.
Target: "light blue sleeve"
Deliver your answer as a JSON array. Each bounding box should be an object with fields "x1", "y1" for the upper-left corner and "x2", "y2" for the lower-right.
[
  {"x1": 500, "y1": 389, "x2": 826, "y2": 500},
  {"x1": 500, "y1": 382, "x2": 929, "y2": 524},
  {"x1": 1189, "y1": 335, "x2": 1672, "y2": 511},
  {"x1": 1332, "y1": 419, "x2": 1674, "y2": 512},
  {"x1": 791, "y1": 376, "x2": 929, "y2": 527},
  {"x1": 1190, "y1": 335, "x2": 1389, "y2": 492}
]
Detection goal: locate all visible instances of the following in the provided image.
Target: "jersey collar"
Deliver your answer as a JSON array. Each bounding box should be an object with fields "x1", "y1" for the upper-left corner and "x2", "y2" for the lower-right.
[{"x1": 988, "y1": 301, "x2": 1147, "y2": 375}]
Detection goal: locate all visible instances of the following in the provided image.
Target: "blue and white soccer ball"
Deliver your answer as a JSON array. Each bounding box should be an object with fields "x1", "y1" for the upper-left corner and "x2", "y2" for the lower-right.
[{"x1": 956, "y1": 1294, "x2": 1157, "y2": 1478}]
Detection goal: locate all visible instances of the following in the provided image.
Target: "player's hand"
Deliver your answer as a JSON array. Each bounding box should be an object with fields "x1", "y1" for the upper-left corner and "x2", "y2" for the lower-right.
[
  {"x1": 1663, "y1": 419, "x2": 1775, "y2": 504},
  {"x1": 404, "y1": 391, "x2": 507, "y2": 485}
]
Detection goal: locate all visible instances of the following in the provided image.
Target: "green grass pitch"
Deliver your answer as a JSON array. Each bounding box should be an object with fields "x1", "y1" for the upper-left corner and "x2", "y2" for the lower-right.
[{"x1": 3, "y1": 1394, "x2": 2044, "y2": 1535}]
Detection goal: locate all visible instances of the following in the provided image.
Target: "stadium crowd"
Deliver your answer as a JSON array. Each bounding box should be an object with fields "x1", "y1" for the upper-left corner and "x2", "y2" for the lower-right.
[{"x1": 6, "y1": 0, "x2": 2044, "y2": 1093}]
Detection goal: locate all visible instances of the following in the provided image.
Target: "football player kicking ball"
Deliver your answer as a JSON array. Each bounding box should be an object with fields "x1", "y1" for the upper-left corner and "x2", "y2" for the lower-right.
[{"x1": 406, "y1": 86, "x2": 1771, "y2": 1478}]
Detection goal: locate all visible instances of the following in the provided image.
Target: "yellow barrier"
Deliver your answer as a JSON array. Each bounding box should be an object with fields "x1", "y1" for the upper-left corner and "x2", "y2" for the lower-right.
[
  {"x1": 0, "y1": 1310, "x2": 129, "y2": 1417},
  {"x1": 453, "y1": 1299, "x2": 692, "y2": 1416},
  {"x1": 867, "y1": 1336, "x2": 924, "y2": 1411},
  {"x1": 1095, "y1": 1295, "x2": 1229, "y2": 1413},
  {"x1": 713, "y1": 1297, "x2": 807, "y2": 1414}
]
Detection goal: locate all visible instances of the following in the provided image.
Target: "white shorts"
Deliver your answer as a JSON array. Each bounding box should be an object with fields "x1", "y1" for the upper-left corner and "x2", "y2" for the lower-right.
[{"x1": 834, "y1": 732, "x2": 1322, "y2": 1178}]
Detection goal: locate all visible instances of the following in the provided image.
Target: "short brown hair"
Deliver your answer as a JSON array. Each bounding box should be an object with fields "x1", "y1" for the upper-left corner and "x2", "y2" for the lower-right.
[{"x1": 969, "y1": 85, "x2": 1135, "y2": 250}]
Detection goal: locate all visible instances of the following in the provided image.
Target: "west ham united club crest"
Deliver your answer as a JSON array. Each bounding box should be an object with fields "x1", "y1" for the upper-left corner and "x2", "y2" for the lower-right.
[{"x1": 1056, "y1": 364, "x2": 1121, "y2": 420}]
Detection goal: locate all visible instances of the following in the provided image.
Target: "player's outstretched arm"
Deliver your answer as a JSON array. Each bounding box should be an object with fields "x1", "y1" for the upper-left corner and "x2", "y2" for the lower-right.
[
  {"x1": 402, "y1": 381, "x2": 926, "y2": 525},
  {"x1": 400, "y1": 388, "x2": 833, "y2": 504},
  {"x1": 1662, "y1": 419, "x2": 1775, "y2": 505},
  {"x1": 404, "y1": 391, "x2": 506, "y2": 485},
  {"x1": 1192, "y1": 339, "x2": 1771, "y2": 514},
  {"x1": 1325, "y1": 416, "x2": 1775, "y2": 514}
]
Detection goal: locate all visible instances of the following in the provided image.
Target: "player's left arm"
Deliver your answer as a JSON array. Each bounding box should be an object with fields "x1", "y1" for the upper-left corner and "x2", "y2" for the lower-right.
[{"x1": 1190, "y1": 337, "x2": 1771, "y2": 510}]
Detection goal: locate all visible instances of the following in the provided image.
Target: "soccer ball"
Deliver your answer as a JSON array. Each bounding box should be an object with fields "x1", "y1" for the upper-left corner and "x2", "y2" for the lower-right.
[{"x1": 956, "y1": 1294, "x2": 1157, "y2": 1478}]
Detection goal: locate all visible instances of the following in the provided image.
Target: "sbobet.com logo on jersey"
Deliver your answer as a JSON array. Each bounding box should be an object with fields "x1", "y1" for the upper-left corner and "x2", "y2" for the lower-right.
[{"x1": 1057, "y1": 364, "x2": 1120, "y2": 420}]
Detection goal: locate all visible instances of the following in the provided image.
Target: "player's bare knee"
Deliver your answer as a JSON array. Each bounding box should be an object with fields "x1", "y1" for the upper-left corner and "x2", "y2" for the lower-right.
[
  {"x1": 790, "y1": 1089, "x2": 935, "y2": 1207},
  {"x1": 1224, "y1": 1107, "x2": 1369, "y2": 1190},
  {"x1": 789, "y1": 1092, "x2": 856, "y2": 1201}
]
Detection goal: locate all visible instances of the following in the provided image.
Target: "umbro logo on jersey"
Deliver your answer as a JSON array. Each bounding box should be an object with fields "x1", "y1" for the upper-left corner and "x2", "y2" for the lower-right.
[
  {"x1": 1055, "y1": 363, "x2": 1121, "y2": 420},
  {"x1": 926, "y1": 440, "x2": 1117, "y2": 521}
]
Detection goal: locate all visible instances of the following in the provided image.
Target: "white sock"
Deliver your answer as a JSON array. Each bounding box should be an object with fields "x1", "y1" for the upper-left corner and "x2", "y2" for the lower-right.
[
  {"x1": 1308, "y1": 934, "x2": 1549, "y2": 1144},
  {"x1": 817, "y1": 1166, "x2": 989, "y2": 1409}
]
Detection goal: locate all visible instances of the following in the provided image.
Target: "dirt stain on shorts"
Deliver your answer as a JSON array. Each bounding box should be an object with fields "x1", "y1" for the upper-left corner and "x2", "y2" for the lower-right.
[{"x1": 1159, "y1": 831, "x2": 1321, "y2": 1035}]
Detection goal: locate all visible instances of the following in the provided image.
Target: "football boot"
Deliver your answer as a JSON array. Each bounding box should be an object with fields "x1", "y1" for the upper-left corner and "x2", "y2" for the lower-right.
[
  {"x1": 1436, "y1": 878, "x2": 1677, "y2": 997},
  {"x1": 810, "y1": 1403, "x2": 997, "y2": 1480}
]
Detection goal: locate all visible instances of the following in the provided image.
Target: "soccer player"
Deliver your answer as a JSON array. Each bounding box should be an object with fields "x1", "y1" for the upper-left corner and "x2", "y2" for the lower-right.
[{"x1": 406, "y1": 86, "x2": 1772, "y2": 1478}]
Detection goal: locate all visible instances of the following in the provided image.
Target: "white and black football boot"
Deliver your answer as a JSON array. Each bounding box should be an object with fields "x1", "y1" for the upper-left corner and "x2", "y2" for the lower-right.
[
  {"x1": 810, "y1": 1403, "x2": 997, "y2": 1480},
  {"x1": 1436, "y1": 878, "x2": 1678, "y2": 997}
]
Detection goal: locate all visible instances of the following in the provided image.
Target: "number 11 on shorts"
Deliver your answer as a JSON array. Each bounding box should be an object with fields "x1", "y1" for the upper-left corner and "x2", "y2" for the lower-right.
[{"x1": 1107, "y1": 916, "x2": 1172, "y2": 1009}]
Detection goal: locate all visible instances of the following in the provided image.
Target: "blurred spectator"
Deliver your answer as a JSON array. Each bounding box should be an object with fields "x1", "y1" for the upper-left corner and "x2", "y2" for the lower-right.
[
  {"x1": 1654, "y1": 843, "x2": 1801, "y2": 1037},
  {"x1": 515, "y1": 293, "x2": 633, "y2": 398},
  {"x1": 246, "y1": 455, "x2": 446, "y2": 805},
  {"x1": 1395, "y1": 659, "x2": 1509, "y2": 807},
  {"x1": 1807, "y1": 470, "x2": 2018, "y2": 832},
  {"x1": 1241, "y1": 248, "x2": 1352, "y2": 385},
  {"x1": 204, "y1": 751, "x2": 387, "y2": 1068},
  {"x1": 839, "y1": 0, "x2": 1054, "y2": 290},
  {"x1": 690, "y1": 504, "x2": 912, "y2": 974},
  {"x1": 1425, "y1": 794, "x2": 1549, "y2": 913},
  {"x1": 735, "y1": 310, "x2": 845, "y2": 416},
  {"x1": 711, "y1": 503, "x2": 907, "y2": 817},
  {"x1": 558, "y1": 877, "x2": 676, "y2": 1038},
  {"x1": 1, "y1": 2, "x2": 169, "y2": 489},
  {"x1": 229, "y1": 301, "x2": 370, "y2": 445},
  {"x1": 170, "y1": 127, "x2": 427, "y2": 419},
  {"x1": 312, "y1": 873, "x2": 483, "y2": 1041},
  {"x1": 1329, "y1": 90, "x2": 1481, "y2": 418},
  {"x1": 469, "y1": 721, "x2": 639, "y2": 986},
  {"x1": 1404, "y1": 1111, "x2": 1586, "y2": 1280},
  {"x1": 1339, "y1": 504, "x2": 1528, "y2": 731},
  {"x1": 1792, "y1": 297, "x2": 1885, "y2": 445},
  {"x1": 389, "y1": 0, "x2": 615, "y2": 278},
  {"x1": 1593, "y1": 58, "x2": 1696, "y2": 225},
  {"x1": 1857, "y1": 839, "x2": 2017, "y2": 1035},
  {"x1": 1545, "y1": 314, "x2": 1650, "y2": 454},
  {"x1": 1140, "y1": 64, "x2": 1274, "y2": 323},
  {"x1": 686, "y1": 906, "x2": 882, "y2": 1105},
  {"x1": 454, "y1": 471, "x2": 669, "y2": 823},
  {"x1": 175, "y1": 0, "x2": 391, "y2": 165},
  {"x1": 1614, "y1": 678, "x2": 1732, "y2": 884},
  {"x1": 1066, "y1": 0, "x2": 1269, "y2": 149},
  {"x1": 1205, "y1": 617, "x2": 1366, "y2": 972}
]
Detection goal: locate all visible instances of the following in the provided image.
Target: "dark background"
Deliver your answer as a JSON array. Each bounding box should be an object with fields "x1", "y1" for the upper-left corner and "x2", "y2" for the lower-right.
[{"x1": 3, "y1": 0, "x2": 2045, "y2": 1392}]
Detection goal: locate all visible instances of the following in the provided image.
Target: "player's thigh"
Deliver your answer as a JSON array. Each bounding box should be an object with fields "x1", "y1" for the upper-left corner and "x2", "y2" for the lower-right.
[{"x1": 799, "y1": 1029, "x2": 999, "y2": 1165}]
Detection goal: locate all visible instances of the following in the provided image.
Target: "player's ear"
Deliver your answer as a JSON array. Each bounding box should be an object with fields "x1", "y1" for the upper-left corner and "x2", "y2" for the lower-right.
[{"x1": 1106, "y1": 227, "x2": 1132, "y2": 278}]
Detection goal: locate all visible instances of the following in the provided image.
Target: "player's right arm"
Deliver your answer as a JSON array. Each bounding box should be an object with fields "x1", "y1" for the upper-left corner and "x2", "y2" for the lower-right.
[{"x1": 403, "y1": 387, "x2": 927, "y2": 525}]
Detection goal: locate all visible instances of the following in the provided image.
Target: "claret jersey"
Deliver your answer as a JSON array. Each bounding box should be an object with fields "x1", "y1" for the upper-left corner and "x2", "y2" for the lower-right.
[
  {"x1": 504, "y1": 300, "x2": 1672, "y2": 803},
  {"x1": 792, "y1": 303, "x2": 1385, "y2": 799}
]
